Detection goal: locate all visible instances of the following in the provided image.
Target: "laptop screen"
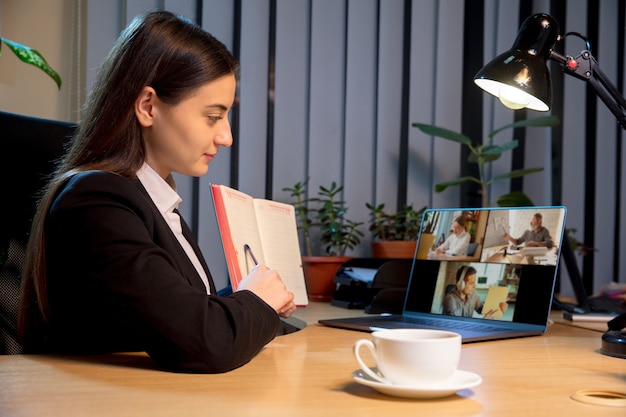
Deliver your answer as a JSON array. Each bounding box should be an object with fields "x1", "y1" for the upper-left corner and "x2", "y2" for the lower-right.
[{"x1": 404, "y1": 207, "x2": 567, "y2": 327}]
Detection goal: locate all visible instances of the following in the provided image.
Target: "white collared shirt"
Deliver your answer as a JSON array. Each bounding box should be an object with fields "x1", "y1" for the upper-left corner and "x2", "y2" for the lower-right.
[{"x1": 136, "y1": 163, "x2": 210, "y2": 294}]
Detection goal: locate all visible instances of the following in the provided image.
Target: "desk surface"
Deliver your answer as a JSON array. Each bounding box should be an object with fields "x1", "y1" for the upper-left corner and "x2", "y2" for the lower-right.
[
  {"x1": 484, "y1": 252, "x2": 525, "y2": 264},
  {"x1": 1, "y1": 303, "x2": 625, "y2": 417},
  {"x1": 426, "y1": 252, "x2": 479, "y2": 262}
]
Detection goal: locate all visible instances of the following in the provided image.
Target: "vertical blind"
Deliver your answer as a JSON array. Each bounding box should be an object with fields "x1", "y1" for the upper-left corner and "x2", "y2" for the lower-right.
[{"x1": 82, "y1": 0, "x2": 625, "y2": 296}]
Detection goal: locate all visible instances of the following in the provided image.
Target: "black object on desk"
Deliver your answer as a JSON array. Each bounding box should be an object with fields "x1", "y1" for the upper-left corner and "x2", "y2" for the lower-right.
[
  {"x1": 330, "y1": 258, "x2": 412, "y2": 314},
  {"x1": 601, "y1": 313, "x2": 626, "y2": 359}
]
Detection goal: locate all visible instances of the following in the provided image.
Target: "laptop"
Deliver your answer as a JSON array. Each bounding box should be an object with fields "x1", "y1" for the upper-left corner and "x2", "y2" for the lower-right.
[{"x1": 319, "y1": 206, "x2": 568, "y2": 343}]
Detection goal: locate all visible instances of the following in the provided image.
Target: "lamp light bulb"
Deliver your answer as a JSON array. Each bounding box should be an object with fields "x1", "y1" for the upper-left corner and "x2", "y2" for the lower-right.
[
  {"x1": 499, "y1": 96, "x2": 527, "y2": 110},
  {"x1": 498, "y1": 85, "x2": 530, "y2": 110}
]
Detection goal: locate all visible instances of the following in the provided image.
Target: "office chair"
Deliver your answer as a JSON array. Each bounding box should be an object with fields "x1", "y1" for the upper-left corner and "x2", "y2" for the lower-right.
[{"x1": 0, "y1": 111, "x2": 76, "y2": 354}]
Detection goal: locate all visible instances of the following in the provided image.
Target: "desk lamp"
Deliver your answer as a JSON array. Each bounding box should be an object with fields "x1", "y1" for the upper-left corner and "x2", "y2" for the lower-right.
[
  {"x1": 473, "y1": 13, "x2": 626, "y2": 358},
  {"x1": 473, "y1": 13, "x2": 626, "y2": 130}
]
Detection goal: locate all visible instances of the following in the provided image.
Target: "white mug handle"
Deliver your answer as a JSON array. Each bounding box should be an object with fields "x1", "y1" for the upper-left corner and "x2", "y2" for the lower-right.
[{"x1": 353, "y1": 339, "x2": 391, "y2": 385}]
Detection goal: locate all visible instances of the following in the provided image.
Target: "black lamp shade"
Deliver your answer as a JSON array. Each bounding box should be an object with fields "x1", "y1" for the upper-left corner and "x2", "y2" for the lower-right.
[{"x1": 474, "y1": 13, "x2": 560, "y2": 111}]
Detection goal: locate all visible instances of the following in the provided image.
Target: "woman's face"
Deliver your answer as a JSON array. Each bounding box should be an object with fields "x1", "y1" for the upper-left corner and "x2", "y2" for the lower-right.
[
  {"x1": 142, "y1": 74, "x2": 236, "y2": 178},
  {"x1": 451, "y1": 221, "x2": 464, "y2": 236}
]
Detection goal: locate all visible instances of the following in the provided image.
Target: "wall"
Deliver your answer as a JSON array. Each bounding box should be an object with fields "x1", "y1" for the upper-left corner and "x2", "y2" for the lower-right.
[{"x1": 2, "y1": 0, "x2": 625, "y2": 298}]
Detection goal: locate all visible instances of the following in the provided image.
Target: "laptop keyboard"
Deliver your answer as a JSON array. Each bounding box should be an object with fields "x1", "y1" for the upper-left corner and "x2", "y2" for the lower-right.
[{"x1": 391, "y1": 316, "x2": 511, "y2": 333}]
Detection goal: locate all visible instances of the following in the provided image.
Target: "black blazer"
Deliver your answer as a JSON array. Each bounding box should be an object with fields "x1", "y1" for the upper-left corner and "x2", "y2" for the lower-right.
[{"x1": 28, "y1": 170, "x2": 280, "y2": 373}]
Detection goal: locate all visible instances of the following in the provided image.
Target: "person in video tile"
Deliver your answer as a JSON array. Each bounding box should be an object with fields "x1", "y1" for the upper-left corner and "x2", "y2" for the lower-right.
[
  {"x1": 504, "y1": 212, "x2": 554, "y2": 248},
  {"x1": 435, "y1": 216, "x2": 471, "y2": 256},
  {"x1": 443, "y1": 266, "x2": 507, "y2": 319}
]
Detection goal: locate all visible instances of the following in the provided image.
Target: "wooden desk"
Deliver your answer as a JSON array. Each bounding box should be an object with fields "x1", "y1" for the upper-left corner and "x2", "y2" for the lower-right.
[
  {"x1": 483, "y1": 245, "x2": 558, "y2": 266},
  {"x1": 1, "y1": 304, "x2": 625, "y2": 417},
  {"x1": 426, "y1": 252, "x2": 480, "y2": 262},
  {"x1": 484, "y1": 252, "x2": 525, "y2": 264}
]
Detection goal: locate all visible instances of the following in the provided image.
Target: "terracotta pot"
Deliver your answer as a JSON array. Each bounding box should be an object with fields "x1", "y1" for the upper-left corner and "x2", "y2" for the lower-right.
[
  {"x1": 371, "y1": 241, "x2": 417, "y2": 259},
  {"x1": 301, "y1": 256, "x2": 352, "y2": 302}
]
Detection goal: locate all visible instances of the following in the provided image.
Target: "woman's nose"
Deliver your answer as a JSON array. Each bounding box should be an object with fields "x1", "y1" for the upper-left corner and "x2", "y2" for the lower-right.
[{"x1": 215, "y1": 122, "x2": 233, "y2": 148}]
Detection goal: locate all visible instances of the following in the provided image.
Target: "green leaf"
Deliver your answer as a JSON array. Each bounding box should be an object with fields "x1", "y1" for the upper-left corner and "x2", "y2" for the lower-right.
[
  {"x1": 491, "y1": 167, "x2": 543, "y2": 182},
  {"x1": 468, "y1": 150, "x2": 501, "y2": 164},
  {"x1": 412, "y1": 123, "x2": 473, "y2": 146},
  {"x1": 481, "y1": 140, "x2": 519, "y2": 155},
  {"x1": 496, "y1": 191, "x2": 535, "y2": 207},
  {"x1": 1, "y1": 38, "x2": 62, "y2": 89},
  {"x1": 488, "y1": 115, "x2": 559, "y2": 139},
  {"x1": 434, "y1": 176, "x2": 480, "y2": 192}
]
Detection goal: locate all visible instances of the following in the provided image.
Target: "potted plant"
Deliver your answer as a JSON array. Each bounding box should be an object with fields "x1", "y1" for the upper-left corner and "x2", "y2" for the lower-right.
[
  {"x1": 366, "y1": 202, "x2": 426, "y2": 258},
  {"x1": 283, "y1": 179, "x2": 364, "y2": 301},
  {"x1": 412, "y1": 115, "x2": 559, "y2": 207}
]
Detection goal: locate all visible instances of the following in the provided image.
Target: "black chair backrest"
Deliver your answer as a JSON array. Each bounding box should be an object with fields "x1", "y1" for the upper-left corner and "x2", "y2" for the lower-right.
[{"x1": 0, "y1": 111, "x2": 76, "y2": 354}]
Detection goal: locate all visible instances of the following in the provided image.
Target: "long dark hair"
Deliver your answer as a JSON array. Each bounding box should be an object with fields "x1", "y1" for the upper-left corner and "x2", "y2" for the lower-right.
[{"x1": 18, "y1": 10, "x2": 239, "y2": 342}]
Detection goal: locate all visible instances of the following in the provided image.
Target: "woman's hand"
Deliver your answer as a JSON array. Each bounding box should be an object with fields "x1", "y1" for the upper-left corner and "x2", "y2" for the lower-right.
[{"x1": 237, "y1": 265, "x2": 296, "y2": 317}]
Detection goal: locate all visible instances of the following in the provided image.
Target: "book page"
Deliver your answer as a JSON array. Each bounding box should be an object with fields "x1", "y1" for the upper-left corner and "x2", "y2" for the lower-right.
[
  {"x1": 253, "y1": 199, "x2": 308, "y2": 306},
  {"x1": 211, "y1": 185, "x2": 265, "y2": 289}
]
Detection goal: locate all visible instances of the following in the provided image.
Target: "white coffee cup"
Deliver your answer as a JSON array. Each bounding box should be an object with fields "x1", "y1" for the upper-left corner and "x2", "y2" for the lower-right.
[{"x1": 353, "y1": 329, "x2": 461, "y2": 386}]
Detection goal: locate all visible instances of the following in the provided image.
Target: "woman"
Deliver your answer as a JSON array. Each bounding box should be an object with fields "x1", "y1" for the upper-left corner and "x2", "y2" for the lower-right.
[
  {"x1": 435, "y1": 216, "x2": 471, "y2": 256},
  {"x1": 18, "y1": 11, "x2": 295, "y2": 373}
]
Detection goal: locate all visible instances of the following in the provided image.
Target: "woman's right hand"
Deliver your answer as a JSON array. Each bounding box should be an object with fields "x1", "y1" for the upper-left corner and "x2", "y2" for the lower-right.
[{"x1": 237, "y1": 265, "x2": 296, "y2": 317}]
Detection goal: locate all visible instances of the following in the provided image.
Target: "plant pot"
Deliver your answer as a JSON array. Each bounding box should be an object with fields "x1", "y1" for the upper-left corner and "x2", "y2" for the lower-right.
[
  {"x1": 371, "y1": 241, "x2": 417, "y2": 259},
  {"x1": 301, "y1": 256, "x2": 352, "y2": 302}
]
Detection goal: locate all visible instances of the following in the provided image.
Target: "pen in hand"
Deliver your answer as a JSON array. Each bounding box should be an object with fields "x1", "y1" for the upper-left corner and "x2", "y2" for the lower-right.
[
  {"x1": 243, "y1": 244, "x2": 295, "y2": 317},
  {"x1": 243, "y1": 244, "x2": 259, "y2": 266}
]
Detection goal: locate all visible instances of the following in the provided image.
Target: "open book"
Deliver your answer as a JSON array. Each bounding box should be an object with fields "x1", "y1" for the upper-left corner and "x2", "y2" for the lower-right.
[{"x1": 211, "y1": 184, "x2": 308, "y2": 306}]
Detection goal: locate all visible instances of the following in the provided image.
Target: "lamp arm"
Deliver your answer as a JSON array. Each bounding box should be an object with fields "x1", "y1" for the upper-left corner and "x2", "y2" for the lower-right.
[{"x1": 549, "y1": 50, "x2": 626, "y2": 130}]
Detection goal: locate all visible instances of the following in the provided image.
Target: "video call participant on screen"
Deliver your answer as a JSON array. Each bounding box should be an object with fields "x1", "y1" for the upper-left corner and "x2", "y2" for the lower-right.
[
  {"x1": 503, "y1": 212, "x2": 554, "y2": 249},
  {"x1": 443, "y1": 266, "x2": 507, "y2": 319},
  {"x1": 435, "y1": 216, "x2": 471, "y2": 256}
]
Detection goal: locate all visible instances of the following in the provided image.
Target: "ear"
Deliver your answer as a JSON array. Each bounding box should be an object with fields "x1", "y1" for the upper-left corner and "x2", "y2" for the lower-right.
[{"x1": 135, "y1": 86, "x2": 158, "y2": 127}]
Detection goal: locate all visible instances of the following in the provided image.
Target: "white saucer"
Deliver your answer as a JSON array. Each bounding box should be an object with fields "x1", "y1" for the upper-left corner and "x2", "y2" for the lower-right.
[{"x1": 351, "y1": 368, "x2": 482, "y2": 399}]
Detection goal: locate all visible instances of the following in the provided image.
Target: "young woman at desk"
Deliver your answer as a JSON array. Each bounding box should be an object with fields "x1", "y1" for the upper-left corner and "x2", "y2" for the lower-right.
[
  {"x1": 434, "y1": 216, "x2": 471, "y2": 256},
  {"x1": 18, "y1": 11, "x2": 296, "y2": 373}
]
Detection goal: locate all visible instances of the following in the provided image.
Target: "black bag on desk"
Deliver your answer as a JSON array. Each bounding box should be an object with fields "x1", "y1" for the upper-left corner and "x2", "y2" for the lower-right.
[{"x1": 331, "y1": 258, "x2": 412, "y2": 314}]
